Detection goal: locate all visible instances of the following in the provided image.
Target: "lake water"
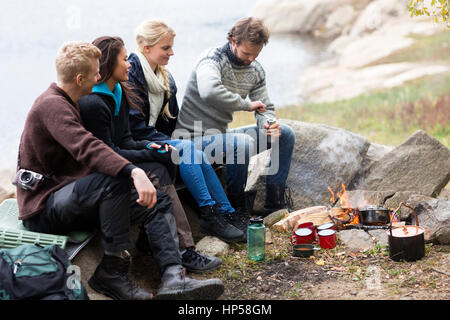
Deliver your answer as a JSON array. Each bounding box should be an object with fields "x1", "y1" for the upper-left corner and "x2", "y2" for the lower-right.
[{"x1": 0, "y1": 0, "x2": 328, "y2": 170}]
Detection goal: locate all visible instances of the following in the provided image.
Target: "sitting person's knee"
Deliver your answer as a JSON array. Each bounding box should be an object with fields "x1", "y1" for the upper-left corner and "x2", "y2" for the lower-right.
[
  {"x1": 135, "y1": 162, "x2": 173, "y2": 187},
  {"x1": 280, "y1": 124, "x2": 296, "y2": 144}
]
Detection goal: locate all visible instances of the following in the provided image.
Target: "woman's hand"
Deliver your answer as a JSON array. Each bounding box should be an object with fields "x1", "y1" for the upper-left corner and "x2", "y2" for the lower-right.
[
  {"x1": 130, "y1": 167, "x2": 157, "y2": 209},
  {"x1": 147, "y1": 142, "x2": 177, "y2": 152}
]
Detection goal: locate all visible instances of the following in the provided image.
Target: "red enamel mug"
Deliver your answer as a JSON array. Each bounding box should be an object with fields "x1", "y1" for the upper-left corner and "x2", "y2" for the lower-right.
[
  {"x1": 317, "y1": 222, "x2": 335, "y2": 232},
  {"x1": 296, "y1": 222, "x2": 315, "y2": 234},
  {"x1": 290, "y1": 228, "x2": 314, "y2": 245},
  {"x1": 318, "y1": 229, "x2": 336, "y2": 249},
  {"x1": 296, "y1": 222, "x2": 316, "y2": 242}
]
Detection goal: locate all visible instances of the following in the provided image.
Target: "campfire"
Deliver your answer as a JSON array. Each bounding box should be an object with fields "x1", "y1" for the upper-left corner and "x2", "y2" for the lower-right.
[
  {"x1": 327, "y1": 184, "x2": 398, "y2": 231},
  {"x1": 271, "y1": 183, "x2": 430, "y2": 263},
  {"x1": 272, "y1": 184, "x2": 402, "y2": 236}
]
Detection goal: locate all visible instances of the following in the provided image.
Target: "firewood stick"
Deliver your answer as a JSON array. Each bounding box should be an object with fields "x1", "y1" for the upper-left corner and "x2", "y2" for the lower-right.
[{"x1": 431, "y1": 268, "x2": 450, "y2": 277}]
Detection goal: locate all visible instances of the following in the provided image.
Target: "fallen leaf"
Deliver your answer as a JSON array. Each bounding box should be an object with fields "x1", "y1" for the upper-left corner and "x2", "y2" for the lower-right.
[
  {"x1": 316, "y1": 259, "x2": 325, "y2": 266},
  {"x1": 331, "y1": 267, "x2": 346, "y2": 272}
]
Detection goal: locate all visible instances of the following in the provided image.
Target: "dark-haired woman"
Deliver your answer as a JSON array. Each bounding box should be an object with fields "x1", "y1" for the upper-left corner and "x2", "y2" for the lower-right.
[{"x1": 78, "y1": 37, "x2": 224, "y2": 278}]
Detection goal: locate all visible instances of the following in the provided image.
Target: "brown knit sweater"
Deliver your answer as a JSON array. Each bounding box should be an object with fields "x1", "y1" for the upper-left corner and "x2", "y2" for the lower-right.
[{"x1": 16, "y1": 83, "x2": 131, "y2": 220}]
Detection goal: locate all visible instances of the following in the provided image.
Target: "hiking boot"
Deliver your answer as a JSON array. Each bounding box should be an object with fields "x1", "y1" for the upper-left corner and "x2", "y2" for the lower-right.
[
  {"x1": 224, "y1": 212, "x2": 248, "y2": 242},
  {"x1": 263, "y1": 184, "x2": 294, "y2": 217},
  {"x1": 227, "y1": 192, "x2": 253, "y2": 237},
  {"x1": 88, "y1": 252, "x2": 152, "y2": 300},
  {"x1": 181, "y1": 247, "x2": 222, "y2": 273},
  {"x1": 155, "y1": 264, "x2": 224, "y2": 300},
  {"x1": 199, "y1": 204, "x2": 244, "y2": 243}
]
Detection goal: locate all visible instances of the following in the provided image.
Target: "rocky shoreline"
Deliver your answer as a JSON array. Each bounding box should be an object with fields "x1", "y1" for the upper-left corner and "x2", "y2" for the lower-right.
[{"x1": 252, "y1": 0, "x2": 449, "y2": 103}]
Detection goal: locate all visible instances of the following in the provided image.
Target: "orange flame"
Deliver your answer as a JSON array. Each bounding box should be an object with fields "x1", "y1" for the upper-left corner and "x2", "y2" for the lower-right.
[
  {"x1": 327, "y1": 186, "x2": 335, "y2": 203},
  {"x1": 337, "y1": 184, "x2": 348, "y2": 208},
  {"x1": 349, "y1": 211, "x2": 360, "y2": 224},
  {"x1": 328, "y1": 184, "x2": 399, "y2": 226},
  {"x1": 328, "y1": 184, "x2": 359, "y2": 225}
]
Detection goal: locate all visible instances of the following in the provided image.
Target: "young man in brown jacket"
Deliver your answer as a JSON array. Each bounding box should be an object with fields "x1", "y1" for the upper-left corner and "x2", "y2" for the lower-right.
[{"x1": 16, "y1": 41, "x2": 223, "y2": 300}]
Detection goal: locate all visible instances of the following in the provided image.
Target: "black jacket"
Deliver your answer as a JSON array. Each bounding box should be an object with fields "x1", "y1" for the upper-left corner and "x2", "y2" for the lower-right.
[
  {"x1": 79, "y1": 91, "x2": 175, "y2": 170},
  {"x1": 127, "y1": 52, "x2": 179, "y2": 141}
]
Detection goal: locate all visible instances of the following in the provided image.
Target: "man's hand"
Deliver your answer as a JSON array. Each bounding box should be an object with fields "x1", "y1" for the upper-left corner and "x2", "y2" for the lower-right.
[
  {"x1": 249, "y1": 101, "x2": 266, "y2": 113},
  {"x1": 263, "y1": 121, "x2": 281, "y2": 138},
  {"x1": 130, "y1": 167, "x2": 157, "y2": 209}
]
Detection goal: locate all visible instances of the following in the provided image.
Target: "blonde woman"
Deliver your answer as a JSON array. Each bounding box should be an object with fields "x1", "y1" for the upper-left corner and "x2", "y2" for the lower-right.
[{"x1": 127, "y1": 20, "x2": 250, "y2": 242}]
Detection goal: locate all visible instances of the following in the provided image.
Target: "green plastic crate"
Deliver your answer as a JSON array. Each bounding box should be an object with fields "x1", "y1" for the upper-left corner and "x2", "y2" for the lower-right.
[
  {"x1": 0, "y1": 199, "x2": 68, "y2": 249},
  {"x1": 0, "y1": 226, "x2": 68, "y2": 249}
]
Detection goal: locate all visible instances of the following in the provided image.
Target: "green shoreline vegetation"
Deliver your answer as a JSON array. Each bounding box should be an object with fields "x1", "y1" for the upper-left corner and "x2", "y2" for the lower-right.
[{"x1": 230, "y1": 31, "x2": 450, "y2": 149}]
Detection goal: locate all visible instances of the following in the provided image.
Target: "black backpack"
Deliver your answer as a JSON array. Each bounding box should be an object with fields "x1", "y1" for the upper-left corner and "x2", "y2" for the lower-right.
[{"x1": 0, "y1": 244, "x2": 88, "y2": 300}]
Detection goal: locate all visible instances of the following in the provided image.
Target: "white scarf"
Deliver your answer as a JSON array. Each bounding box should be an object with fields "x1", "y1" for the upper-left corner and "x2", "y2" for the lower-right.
[{"x1": 135, "y1": 50, "x2": 167, "y2": 127}]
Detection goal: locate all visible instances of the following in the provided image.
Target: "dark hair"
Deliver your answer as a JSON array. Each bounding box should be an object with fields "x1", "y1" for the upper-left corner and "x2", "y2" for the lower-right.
[
  {"x1": 227, "y1": 17, "x2": 270, "y2": 46},
  {"x1": 92, "y1": 36, "x2": 143, "y2": 112}
]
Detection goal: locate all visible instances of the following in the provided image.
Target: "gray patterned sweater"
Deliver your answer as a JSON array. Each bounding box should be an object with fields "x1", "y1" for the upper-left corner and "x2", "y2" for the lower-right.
[{"x1": 175, "y1": 43, "x2": 276, "y2": 137}]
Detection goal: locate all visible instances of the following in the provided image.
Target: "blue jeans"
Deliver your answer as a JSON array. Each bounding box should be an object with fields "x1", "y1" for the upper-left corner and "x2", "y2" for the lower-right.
[
  {"x1": 192, "y1": 124, "x2": 296, "y2": 194},
  {"x1": 164, "y1": 139, "x2": 235, "y2": 214}
]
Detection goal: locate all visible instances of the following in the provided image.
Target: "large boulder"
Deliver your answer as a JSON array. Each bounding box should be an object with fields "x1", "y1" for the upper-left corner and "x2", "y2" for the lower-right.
[
  {"x1": 349, "y1": 142, "x2": 393, "y2": 189},
  {"x1": 357, "y1": 130, "x2": 450, "y2": 198},
  {"x1": 247, "y1": 120, "x2": 370, "y2": 211},
  {"x1": 415, "y1": 198, "x2": 450, "y2": 244},
  {"x1": 384, "y1": 192, "x2": 434, "y2": 220},
  {"x1": 338, "y1": 229, "x2": 375, "y2": 251},
  {"x1": 245, "y1": 125, "x2": 449, "y2": 220},
  {"x1": 439, "y1": 188, "x2": 450, "y2": 200},
  {"x1": 283, "y1": 119, "x2": 369, "y2": 209}
]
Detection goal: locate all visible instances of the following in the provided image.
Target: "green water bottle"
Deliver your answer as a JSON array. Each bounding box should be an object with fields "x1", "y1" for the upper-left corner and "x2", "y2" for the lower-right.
[{"x1": 247, "y1": 217, "x2": 265, "y2": 261}]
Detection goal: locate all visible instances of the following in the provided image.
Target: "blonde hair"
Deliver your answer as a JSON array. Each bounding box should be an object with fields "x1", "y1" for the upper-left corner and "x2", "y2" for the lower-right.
[
  {"x1": 55, "y1": 41, "x2": 101, "y2": 84},
  {"x1": 135, "y1": 20, "x2": 176, "y2": 120}
]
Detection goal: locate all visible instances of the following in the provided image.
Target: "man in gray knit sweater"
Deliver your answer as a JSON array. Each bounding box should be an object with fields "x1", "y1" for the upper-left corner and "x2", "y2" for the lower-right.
[{"x1": 175, "y1": 17, "x2": 295, "y2": 220}]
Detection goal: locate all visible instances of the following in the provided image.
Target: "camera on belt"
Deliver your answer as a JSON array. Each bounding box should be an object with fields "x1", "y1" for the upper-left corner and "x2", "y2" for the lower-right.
[{"x1": 13, "y1": 169, "x2": 45, "y2": 191}]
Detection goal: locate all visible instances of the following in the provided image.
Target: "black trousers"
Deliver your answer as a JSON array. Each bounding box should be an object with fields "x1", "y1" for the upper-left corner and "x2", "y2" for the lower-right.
[{"x1": 23, "y1": 171, "x2": 181, "y2": 273}]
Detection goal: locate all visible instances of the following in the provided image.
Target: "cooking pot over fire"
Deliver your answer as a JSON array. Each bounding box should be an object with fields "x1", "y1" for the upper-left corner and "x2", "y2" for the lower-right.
[{"x1": 358, "y1": 205, "x2": 391, "y2": 226}]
